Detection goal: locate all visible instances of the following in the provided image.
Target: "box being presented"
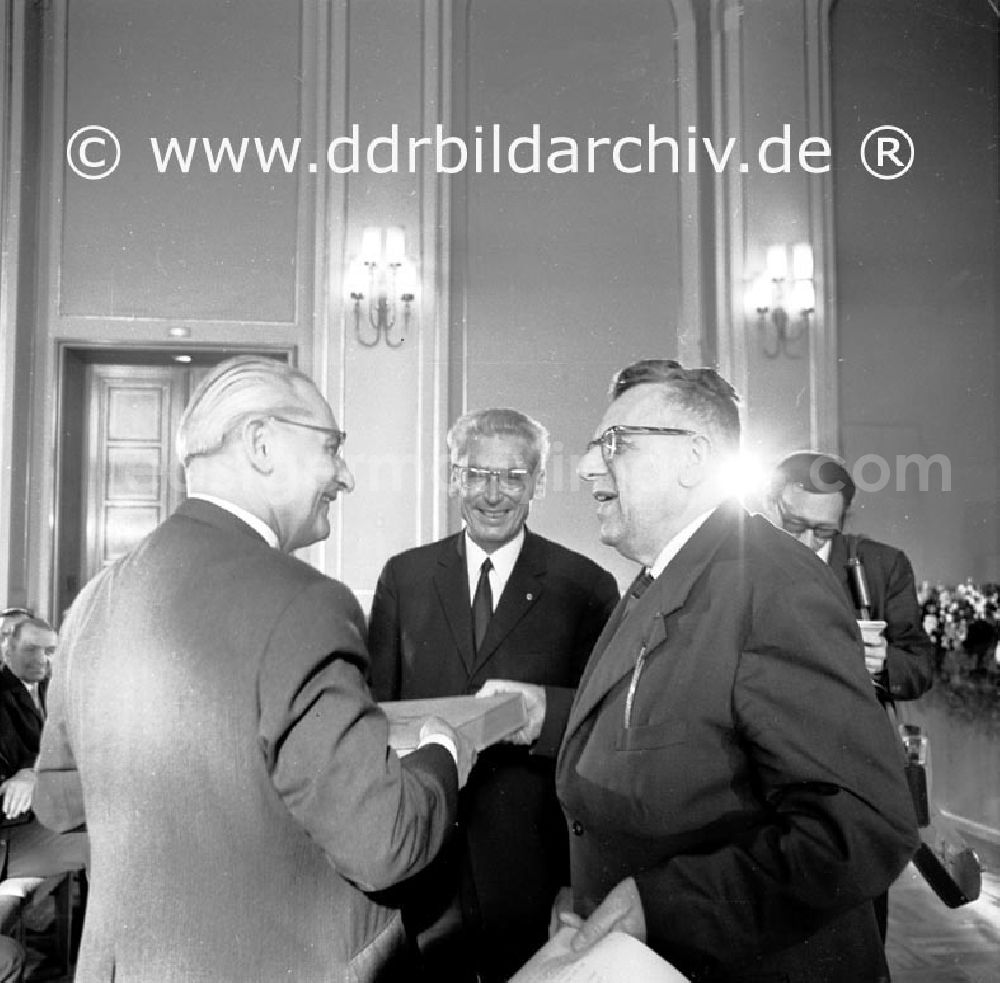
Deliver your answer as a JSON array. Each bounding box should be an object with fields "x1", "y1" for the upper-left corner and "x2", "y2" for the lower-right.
[{"x1": 380, "y1": 693, "x2": 528, "y2": 754}]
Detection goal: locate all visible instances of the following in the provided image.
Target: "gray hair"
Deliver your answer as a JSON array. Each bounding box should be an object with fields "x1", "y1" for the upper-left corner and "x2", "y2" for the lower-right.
[
  {"x1": 176, "y1": 356, "x2": 316, "y2": 467},
  {"x1": 446, "y1": 408, "x2": 550, "y2": 471}
]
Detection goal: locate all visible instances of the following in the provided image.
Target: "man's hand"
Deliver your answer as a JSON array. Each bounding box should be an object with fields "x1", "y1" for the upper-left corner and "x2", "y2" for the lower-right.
[
  {"x1": 569, "y1": 876, "x2": 646, "y2": 952},
  {"x1": 548, "y1": 885, "x2": 580, "y2": 938},
  {"x1": 418, "y1": 716, "x2": 477, "y2": 788},
  {"x1": 1, "y1": 768, "x2": 36, "y2": 819},
  {"x1": 476, "y1": 679, "x2": 546, "y2": 745},
  {"x1": 864, "y1": 639, "x2": 888, "y2": 676},
  {"x1": 857, "y1": 620, "x2": 888, "y2": 676}
]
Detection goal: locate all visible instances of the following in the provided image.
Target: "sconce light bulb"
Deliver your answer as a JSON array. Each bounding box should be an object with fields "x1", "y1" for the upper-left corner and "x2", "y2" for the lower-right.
[
  {"x1": 765, "y1": 244, "x2": 789, "y2": 281},
  {"x1": 360, "y1": 226, "x2": 382, "y2": 264},
  {"x1": 346, "y1": 257, "x2": 368, "y2": 299},
  {"x1": 791, "y1": 279, "x2": 816, "y2": 314},
  {"x1": 384, "y1": 226, "x2": 406, "y2": 266},
  {"x1": 792, "y1": 243, "x2": 814, "y2": 280},
  {"x1": 748, "y1": 275, "x2": 772, "y2": 315},
  {"x1": 397, "y1": 259, "x2": 419, "y2": 298}
]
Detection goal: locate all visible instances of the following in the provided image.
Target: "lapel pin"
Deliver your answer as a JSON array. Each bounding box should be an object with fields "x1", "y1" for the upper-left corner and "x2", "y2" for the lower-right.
[{"x1": 526, "y1": 593, "x2": 533, "y2": 601}]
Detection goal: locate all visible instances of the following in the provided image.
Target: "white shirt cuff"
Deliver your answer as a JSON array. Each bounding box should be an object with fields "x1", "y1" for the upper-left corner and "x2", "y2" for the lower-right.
[{"x1": 417, "y1": 733, "x2": 458, "y2": 766}]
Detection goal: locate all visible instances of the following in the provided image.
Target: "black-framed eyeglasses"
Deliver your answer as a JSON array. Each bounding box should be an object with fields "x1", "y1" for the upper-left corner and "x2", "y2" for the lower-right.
[
  {"x1": 775, "y1": 501, "x2": 840, "y2": 543},
  {"x1": 1, "y1": 607, "x2": 33, "y2": 619},
  {"x1": 452, "y1": 464, "x2": 534, "y2": 496},
  {"x1": 268, "y1": 416, "x2": 346, "y2": 456},
  {"x1": 585, "y1": 425, "x2": 699, "y2": 466}
]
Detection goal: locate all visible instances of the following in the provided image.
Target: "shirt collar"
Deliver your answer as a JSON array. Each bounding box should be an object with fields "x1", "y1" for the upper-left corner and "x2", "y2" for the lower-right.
[
  {"x1": 465, "y1": 527, "x2": 525, "y2": 585},
  {"x1": 647, "y1": 508, "x2": 716, "y2": 579},
  {"x1": 188, "y1": 494, "x2": 279, "y2": 550},
  {"x1": 816, "y1": 539, "x2": 833, "y2": 564}
]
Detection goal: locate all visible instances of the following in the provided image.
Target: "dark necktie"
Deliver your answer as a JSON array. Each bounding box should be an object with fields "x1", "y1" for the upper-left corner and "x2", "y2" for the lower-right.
[
  {"x1": 472, "y1": 557, "x2": 494, "y2": 654},
  {"x1": 624, "y1": 568, "x2": 654, "y2": 616}
]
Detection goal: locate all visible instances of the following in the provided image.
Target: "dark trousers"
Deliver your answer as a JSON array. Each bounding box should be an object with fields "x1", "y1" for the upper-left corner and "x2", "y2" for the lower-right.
[{"x1": 0, "y1": 820, "x2": 89, "y2": 883}]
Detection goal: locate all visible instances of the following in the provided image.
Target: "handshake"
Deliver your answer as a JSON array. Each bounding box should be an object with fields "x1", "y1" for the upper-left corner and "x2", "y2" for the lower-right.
[{"x1": 392, "y1": 679, "x2": 547, "y2": 789}]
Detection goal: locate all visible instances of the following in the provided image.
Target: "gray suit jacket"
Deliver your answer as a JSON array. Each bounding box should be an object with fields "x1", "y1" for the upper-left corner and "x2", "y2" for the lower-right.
[{"x1": 35, "y1": 499, "x2": 457, "y2": 983}]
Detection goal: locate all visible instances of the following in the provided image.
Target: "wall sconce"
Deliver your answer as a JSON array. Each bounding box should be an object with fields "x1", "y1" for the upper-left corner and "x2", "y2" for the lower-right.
[
  {"x1": 346, "y1": 226, "x2": 418, "y2": 348},
  {"x1": 747, "y1": 243, "x2": 815, "y2": 359}
]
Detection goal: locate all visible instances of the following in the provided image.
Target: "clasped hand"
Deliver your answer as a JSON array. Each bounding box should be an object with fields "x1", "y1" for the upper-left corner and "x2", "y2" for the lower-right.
[
  {"x1": 417, "y1": 716, "x2": 477, "y2": 788},
  {"x1": 548, "y1": 878, "x2": 646, "y2": 951},
  {"x1": 475, "y1": 679, "x2": 546, "y2": 745},
  {"x1": 1, "y1": 767, "x2": 36, "y2": 819}
]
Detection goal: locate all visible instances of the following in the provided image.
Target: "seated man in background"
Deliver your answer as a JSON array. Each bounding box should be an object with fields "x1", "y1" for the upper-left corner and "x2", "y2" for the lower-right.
[
  {"x1": 369, "y1": 407, "x2": 619, "y2": 982},
  {"x1": 767, "y1": 451, "x2": 934, "y2": 704},
  {"x1": 0, "y1": 616, "x2": 89, "y2": 935}
]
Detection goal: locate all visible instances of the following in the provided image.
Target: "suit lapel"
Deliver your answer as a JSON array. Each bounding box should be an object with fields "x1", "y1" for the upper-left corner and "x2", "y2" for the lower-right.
[
  {"x1": 563, "y1": 503, "x2": 741, "y2": 744},
  {"x1": 433, "y1": 534, "x2": 477, "y2": 673},
  {"x1": 469, "y1": 530, "x2": 546, "y2": 677},
  {"x1": 1, "y1": 667, "x2": 45, "y2": 729}
]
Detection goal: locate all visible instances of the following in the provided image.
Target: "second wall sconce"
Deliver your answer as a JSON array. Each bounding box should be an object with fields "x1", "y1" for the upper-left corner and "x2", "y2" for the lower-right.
[
  {"x1": 347, "y1": 226, "x2": 418, "y2": 348},
  {"x1": 747, "y1": 243, "x2": 815, "y2": 359}
]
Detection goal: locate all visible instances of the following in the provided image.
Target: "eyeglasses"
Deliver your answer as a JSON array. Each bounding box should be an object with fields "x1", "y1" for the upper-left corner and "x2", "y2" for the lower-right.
[
  {"x1": 1, "y1": 608, "x2": 33, "y2": 619},
  {"x1": 452, "y1": 465, "x2": 534, "y2": 496},
  {"x1": 268, "y1": 416, "x2": 346, "y2": 456},
  {"x1": 776, "y1": 501, "x2": 840, "y2": 543},
  {"x1": 585, "y1": 425, "x2": 698, "y2": 466}
]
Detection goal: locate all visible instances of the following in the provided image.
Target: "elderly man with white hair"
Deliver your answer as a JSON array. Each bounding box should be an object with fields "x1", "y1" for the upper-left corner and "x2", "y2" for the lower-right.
[
  {"x1": 369, "y1": 407, "x2": 619, "y2": 982},
  {"x1": 35, "y1": 355, "x2": 475, "y2": 983}
]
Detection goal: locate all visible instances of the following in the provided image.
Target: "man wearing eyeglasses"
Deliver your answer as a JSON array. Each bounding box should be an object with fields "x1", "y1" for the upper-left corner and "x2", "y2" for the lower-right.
[
  {"x1": 767, "y1": 451, "x2": 934, "y2": 946},
  {"x1": 552, "y1": 359, "x2": 918, "y2": 983},
  {"x1": 767, "y1": 451, "x2": 934, "y2": 706},
  {"x1": 33, "y1": 355, "x2": 476, "y2": 983},
  {"x1": 368, "y1": 407, "x2": 619, "y2": 983}
]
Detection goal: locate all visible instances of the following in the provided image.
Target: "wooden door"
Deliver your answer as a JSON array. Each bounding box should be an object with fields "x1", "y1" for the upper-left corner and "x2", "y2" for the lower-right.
[{"x1": 82, "y1": 364, "x2": 189, "y2": 581}]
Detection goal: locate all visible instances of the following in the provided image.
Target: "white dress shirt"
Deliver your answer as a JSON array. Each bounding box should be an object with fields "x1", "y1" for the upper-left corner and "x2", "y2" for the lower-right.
[
  {"x1": 188, "y1": 494, "x2": 279, "y2": 549},
  {"x1": 465, "y1": 528, "x2": 525, "y2": 611},
  {"x1": 648, "y1": 508, "x2": 717, "y2": 579}
]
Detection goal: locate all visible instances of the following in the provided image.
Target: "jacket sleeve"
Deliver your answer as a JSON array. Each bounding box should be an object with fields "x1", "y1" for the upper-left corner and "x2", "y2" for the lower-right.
[
  {"x1": 875, "y1": 547, "x2": 935, "y2": 701},
  {"x1": 367, "y1": 561, "x2": 402, "y2": 702},
  {"x1": 258, "y1": 578, "x2": 457, "y2": 893},
  {"x1": 632, "y1": 571, "x2": 919, "y2": 968}
]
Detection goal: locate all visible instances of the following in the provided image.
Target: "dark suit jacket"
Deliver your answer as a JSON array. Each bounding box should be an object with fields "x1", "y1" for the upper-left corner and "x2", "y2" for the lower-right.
[
  {"x1": 556, "y1": 504, "x2": 920, "y2": 983},
  {"x1": 827, "y1": 532, "x2": 935, "y2": 701},
  {"x1": 0, "y1": 665, "x2": 45, "y2": 780},
  {"x1": 34, "y1": 499, "x2": 458, "y2": 983},
  {"x1": 368, "y1": 529, "x2": 618, "y2": 979}
]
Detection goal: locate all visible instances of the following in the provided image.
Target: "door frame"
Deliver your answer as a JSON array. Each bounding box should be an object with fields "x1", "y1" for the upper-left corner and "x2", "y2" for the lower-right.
[{"x1": 50, "y1": 342, "x2": 296, "y2": 624}]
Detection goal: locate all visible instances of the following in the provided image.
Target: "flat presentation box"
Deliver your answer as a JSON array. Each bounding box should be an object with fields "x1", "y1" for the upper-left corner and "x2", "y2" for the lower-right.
[{"x1": 380, "y1": 693, "x2": 528, "y2": 754}]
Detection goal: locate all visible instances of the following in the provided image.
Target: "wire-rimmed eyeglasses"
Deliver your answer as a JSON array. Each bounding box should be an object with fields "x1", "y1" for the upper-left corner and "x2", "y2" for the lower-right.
[
  {"x1": 452, "y1": 465, "x2": 534, "y2": 496},
  {"x1": 585, "y1": 425, "x2": 699, "y2": 467},
  {"x1": 775, "y1": 500, "x2": 839, "y2": 544},
  {"x1": 268, "y1": 416, "x2": 347, "y2": 456},
  {"x1": 1, "y1": 607, "x2": 33, "y2": 619}
]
